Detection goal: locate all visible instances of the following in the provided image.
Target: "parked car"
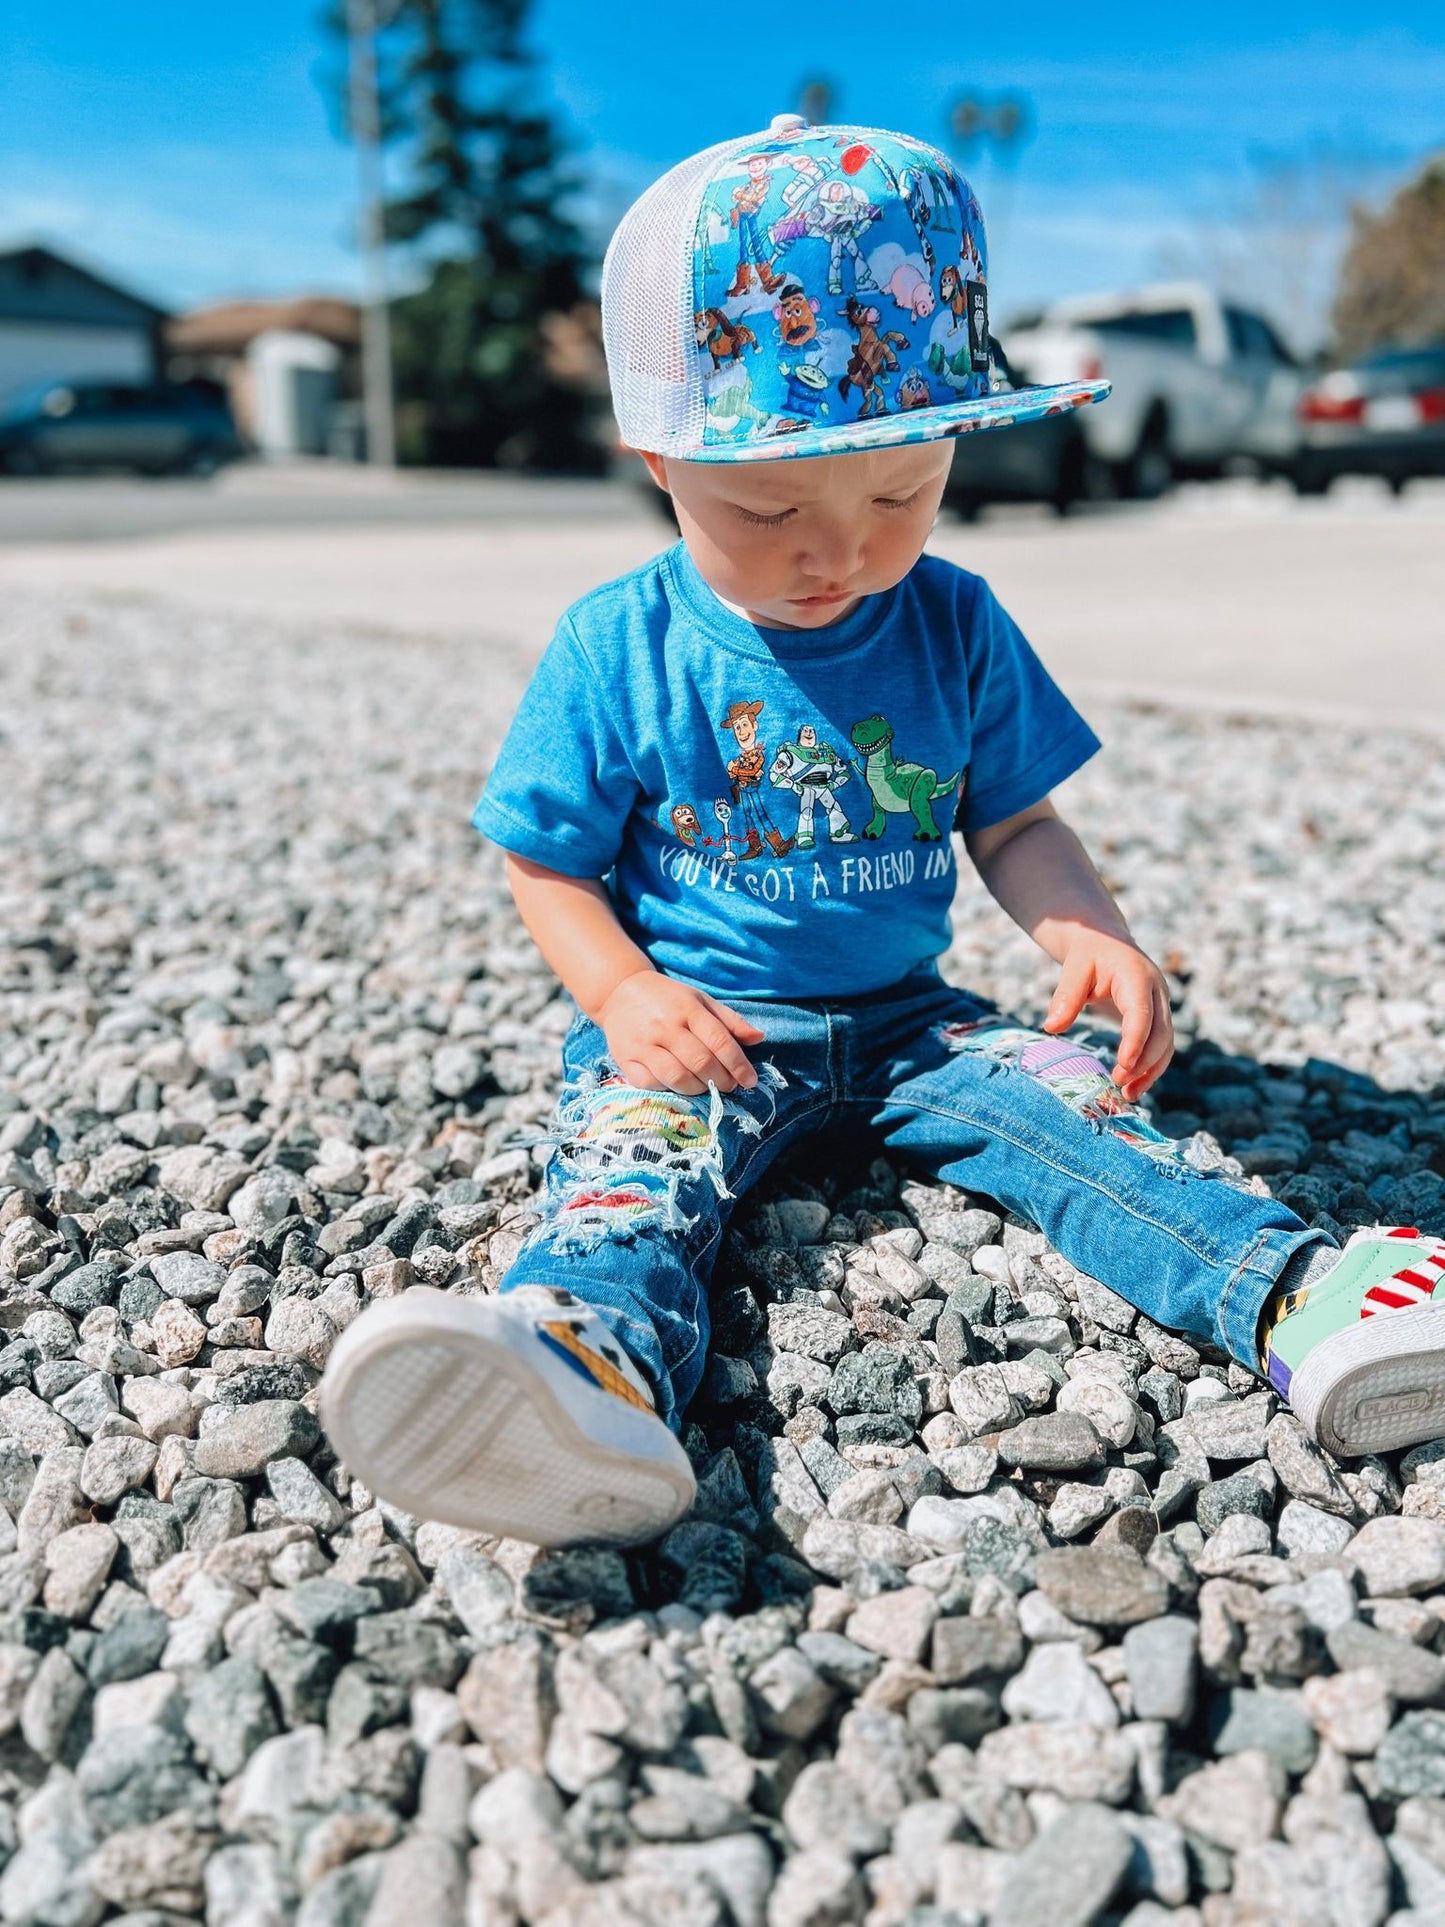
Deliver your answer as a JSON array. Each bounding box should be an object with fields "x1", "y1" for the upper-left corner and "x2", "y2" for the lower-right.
[
  {"x1": 0, "y1": 378, "x2": 242, "y2": 476},
  {"x1": 1292, "y1": 343, "x2": 1445, "y2": 494},
  {"x1": 998, "y1": 283, "x2": 1303, "y2": 500},
  {"x1": 945, "y1": 338, "x2": 1111, "y2": 519}
]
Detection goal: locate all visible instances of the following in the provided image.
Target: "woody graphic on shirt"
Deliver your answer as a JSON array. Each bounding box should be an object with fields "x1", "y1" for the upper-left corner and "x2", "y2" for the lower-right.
[{"x1": 720, "y1": 699, "x2": 795, "y2": 859}]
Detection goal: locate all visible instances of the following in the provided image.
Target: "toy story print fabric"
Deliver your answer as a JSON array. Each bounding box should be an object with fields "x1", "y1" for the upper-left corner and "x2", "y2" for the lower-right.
[
  {"x1": 681, "y1": 126, "x2": 1109, "y2": 462},
  {"x1": 473, "y1": 546, "x2": 1101, "y2": 1002}
]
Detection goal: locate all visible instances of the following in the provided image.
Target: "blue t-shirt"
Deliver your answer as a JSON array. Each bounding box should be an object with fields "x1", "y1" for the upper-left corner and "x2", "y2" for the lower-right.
[{"x1": 474, "y1": 542, "x2": 1100, "y2": 1001}]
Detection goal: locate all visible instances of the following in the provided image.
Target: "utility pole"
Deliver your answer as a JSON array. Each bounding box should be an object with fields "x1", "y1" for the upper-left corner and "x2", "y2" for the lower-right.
[
  {"x1": 347, "y1": 0, "x2": 396, "y2": 467},
  {"x1": 946, "y1": 91, "x2": 1032, "y2": 269}
]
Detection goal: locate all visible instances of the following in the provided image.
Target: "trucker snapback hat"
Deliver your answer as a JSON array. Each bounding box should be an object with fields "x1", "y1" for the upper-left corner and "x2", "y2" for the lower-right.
[{"x1": 601, "y1": 112, "x2": 1111, "y2": 463}]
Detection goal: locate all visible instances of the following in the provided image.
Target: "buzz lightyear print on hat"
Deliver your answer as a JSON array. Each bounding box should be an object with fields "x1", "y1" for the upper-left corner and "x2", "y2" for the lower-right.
[{"x1": 601, "y1": 112, "x2": 1111, "y2": 463}]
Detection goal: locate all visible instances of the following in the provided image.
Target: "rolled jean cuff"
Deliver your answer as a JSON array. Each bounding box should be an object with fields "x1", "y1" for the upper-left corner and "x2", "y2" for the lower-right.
[{"x1": 1218, "y1": 1224, "x2": 1339, "y2": 1371}]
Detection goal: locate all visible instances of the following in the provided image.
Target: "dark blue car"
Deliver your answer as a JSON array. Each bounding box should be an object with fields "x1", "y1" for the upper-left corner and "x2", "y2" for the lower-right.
[{"x1": 0, "y1": 377, "x2": 243, "y2": 476}]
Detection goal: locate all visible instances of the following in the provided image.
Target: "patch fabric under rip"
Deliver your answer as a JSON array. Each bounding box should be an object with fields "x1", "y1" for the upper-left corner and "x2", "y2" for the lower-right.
[
  {"x1": 522, "y1": 1062, "x2": 787, "y2": 1253},
  {"x1": 937, "y1": 1017, "x2": 1247, "y2": 1187}
]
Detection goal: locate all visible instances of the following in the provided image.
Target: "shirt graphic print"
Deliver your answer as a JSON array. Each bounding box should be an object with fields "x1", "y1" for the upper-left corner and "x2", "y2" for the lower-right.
[{"x1": 474, "y1": 543, "x2": 1100, "y2": 1001}]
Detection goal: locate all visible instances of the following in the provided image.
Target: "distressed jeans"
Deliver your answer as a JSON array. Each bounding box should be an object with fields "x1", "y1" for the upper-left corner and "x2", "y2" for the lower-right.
[{"x1": 500, "y1": 966, "x2": 1330, "y2": 1431}]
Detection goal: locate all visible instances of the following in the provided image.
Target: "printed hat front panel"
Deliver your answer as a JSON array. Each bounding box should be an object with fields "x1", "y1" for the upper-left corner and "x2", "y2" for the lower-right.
[{"x1": 691, "y1": 126, "x2": 995, "y2": 453}]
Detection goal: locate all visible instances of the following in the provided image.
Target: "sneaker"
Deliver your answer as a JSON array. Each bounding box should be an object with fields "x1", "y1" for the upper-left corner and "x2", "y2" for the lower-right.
[
  {"x1": 1267, "y1": 1228, "x2": 1445, "y2": 1457},
  {"x1": 319, "y1": 1286, "x2": 697, "y2": 1548}
]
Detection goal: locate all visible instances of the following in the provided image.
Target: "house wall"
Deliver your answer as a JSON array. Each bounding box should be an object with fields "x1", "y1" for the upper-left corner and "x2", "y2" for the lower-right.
[{"x1": 0, "y1": 318, "x2": 155, "y2": 400}]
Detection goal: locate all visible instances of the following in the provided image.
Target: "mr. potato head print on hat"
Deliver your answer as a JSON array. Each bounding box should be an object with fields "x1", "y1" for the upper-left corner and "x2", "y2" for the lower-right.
[{"x1": 601, "y1": 112, "x2": 1111, "y2": 462}]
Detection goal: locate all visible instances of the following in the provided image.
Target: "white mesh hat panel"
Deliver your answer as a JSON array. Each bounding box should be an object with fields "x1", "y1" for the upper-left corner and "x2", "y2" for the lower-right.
[{"x1": 601, "y1": 128, "x2": 774, "y2": 455}]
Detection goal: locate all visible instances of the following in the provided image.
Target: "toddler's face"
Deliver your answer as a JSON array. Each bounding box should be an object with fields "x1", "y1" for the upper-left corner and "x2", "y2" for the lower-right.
[{"x1": 639, "y1": 441, "x2": 953, "y2": 631}]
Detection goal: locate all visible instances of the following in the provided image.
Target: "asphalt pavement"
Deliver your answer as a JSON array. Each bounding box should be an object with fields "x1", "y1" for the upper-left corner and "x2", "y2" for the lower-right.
[
  {"x1": 2, "y1": 464, "x2": 1441, "y2": 733},
  {"x1": 0, "y1": 461, "x2": 630, "y2": 543}
]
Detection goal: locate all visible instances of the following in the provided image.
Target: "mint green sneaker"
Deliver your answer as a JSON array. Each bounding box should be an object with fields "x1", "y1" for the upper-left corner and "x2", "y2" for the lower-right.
[{"x1": 1266, "y1": 1228, "x2": 1445, "y2": 1456}]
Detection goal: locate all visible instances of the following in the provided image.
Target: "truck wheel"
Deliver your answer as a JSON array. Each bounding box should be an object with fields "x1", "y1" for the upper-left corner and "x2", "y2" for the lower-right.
[
  {"x1": 1291, "y1": 463, "x2": 1330, "y2": 496},
  {"x1": 1053, "y1": 435, "x2": 1113, "y2": 514},
  {"x1": 1116, "y1": 409, "x2": 1172, "y2": 501}
]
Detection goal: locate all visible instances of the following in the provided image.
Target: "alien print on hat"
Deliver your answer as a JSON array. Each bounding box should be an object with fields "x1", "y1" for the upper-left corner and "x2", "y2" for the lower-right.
[
  {"x1": 671, "y1": 125, "x2": 1104, "y2": 462},
  {"x1": 474, "y1": 543, "x2": 1100, "y2": 1001}
]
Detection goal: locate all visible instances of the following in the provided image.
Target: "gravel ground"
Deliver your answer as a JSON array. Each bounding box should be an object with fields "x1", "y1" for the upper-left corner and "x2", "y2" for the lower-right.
[{"x1": 0, "y1": 588, "x2": 1443, "y2": 1927}]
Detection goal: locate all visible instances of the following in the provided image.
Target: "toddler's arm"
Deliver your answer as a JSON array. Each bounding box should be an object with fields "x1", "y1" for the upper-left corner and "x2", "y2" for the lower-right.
[
  {"x1": 964, "y1": 800, "x2": 1174, "y2": 1102},
  {"x1": 504, "y1": 854, "x2": 763, "y2": 1097}
]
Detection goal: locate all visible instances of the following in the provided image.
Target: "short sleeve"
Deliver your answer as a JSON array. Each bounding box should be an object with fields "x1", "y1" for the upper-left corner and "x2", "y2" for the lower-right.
[
  {"x1": 472, "y1": 619, "x2": 639, "y2": 876},
  {"x1": 957, "y1": 580, "x2": 1101, "y2": 832}
]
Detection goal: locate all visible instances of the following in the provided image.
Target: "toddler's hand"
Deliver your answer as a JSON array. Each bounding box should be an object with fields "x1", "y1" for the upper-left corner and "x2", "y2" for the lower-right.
[
  {"x1": 1042, "y1": 935, "x2": 1174, "y2": 1104},
  {"x1": 597, "y1": 972, "x2": 764, "y2": 1097}
]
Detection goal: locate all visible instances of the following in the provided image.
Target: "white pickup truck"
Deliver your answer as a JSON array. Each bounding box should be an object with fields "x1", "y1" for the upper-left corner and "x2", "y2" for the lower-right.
[{"x1": 1002, "y1": 281, "x2": 1304, "y2": 498}]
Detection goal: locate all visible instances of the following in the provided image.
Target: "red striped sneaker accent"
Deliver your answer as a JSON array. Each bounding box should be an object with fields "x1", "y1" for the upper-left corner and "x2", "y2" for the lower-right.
[
  {"x1": 1364, "y1": 1289, "x2": 1419, "y2": 1316},
  {"x1": 1389, "y1": 1228, "x2": 1421, "y2": 1238},
  {"x1": 1362, "y1": 1268, "x2": 1442, "y2": 1318}
]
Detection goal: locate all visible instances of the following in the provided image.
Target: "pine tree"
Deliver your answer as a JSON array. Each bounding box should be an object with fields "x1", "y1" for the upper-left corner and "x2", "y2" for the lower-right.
[
  {"x1": 326, "y1": 0, "x2": 603, "y2": 469},
  {"x1": 1333, "y1": 159, "x2": 1445, "y2": 359}
]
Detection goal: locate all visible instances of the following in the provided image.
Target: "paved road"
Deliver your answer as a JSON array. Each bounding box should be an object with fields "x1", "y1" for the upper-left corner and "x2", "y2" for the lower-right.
[
  {"x1": 2, "y1": 468, "x2": 1441, "y2": 732},
  {"x1": 0, "y1": 462, "x2": 634, "y2": 543}
]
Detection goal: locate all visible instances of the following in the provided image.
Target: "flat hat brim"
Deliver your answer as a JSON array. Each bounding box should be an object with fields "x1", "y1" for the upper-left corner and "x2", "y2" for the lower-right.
[{"x1": 673, "y1": 376, "x2": 1112, "y2": 463}]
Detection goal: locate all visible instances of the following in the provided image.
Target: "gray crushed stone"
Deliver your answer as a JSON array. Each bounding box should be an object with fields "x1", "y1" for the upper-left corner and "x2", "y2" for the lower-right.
[{"x1": 0, "y1": 591, "x2": 1442, "y2": 1923}]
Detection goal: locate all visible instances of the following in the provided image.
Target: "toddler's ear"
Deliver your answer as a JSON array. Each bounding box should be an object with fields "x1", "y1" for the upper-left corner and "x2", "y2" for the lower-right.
[{"x1": 635, "y1": 450, "x2": 671, "y2": 492}]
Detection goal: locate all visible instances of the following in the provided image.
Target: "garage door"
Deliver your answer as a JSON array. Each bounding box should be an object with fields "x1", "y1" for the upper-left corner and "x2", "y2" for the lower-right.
[{"x1": 0, "y1": 322, "x2": 153, "y2": 402}]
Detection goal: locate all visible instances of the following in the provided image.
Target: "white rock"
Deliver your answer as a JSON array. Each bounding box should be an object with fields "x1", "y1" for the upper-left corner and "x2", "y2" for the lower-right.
[
  {"x1": 43, "y1": 1522, "x2": 119, "y2": 1620},
  {"x1": 1056, "y1": 1377, "x2": 1138, "y2": 1450},
  {"x1": 1000, "y1": 1641, "x2": 1121, "y2": 1728},
  {"x1": 150, "y1": 1300, "x2": 208, "y2": 1369},
  {"x1": 1346, "y1": 1517, "x2": 1445, "y2": 1597},
  {"x1": 264, "y1": 1296, "x2": 338, "y2": 1370}
]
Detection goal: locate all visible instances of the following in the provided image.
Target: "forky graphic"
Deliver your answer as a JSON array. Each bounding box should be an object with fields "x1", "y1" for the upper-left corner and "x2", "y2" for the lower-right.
[{"x1": 711, "y1": 797, "x2": 741, "y2": 864}]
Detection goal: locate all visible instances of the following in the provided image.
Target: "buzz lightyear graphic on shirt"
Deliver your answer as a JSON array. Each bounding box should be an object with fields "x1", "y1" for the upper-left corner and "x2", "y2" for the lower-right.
[{"x1": 768, "y1": 723, "x2": 857, "y2": 851}]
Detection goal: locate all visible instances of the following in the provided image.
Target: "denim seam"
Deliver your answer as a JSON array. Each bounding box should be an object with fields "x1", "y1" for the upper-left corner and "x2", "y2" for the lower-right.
[
  {"x1": 1218, "y1": 1223, "x2": 1329, "y2": 1366},
  {"x1": 825, "y1": 1009, "x2": 844, "y2": 1107},
  {"x1": 639, "y1": 1091, "x2": 839, "y2": 1421},
  {"x1": 848, "y1": 1086, "x2": 1232, "y2": 1270},
  {"x1": 668, "y1": 1092, "x2": 839, "y2": 1378}
]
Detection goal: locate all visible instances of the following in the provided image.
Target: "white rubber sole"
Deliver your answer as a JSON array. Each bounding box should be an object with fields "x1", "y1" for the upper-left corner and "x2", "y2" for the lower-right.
[
  {"x1": 1289, "y1": 1303, "x2": 1445, "y2": 1458},
  {"x1": 319, "y1": 1290, "x2": 697, "y2": 1548}
]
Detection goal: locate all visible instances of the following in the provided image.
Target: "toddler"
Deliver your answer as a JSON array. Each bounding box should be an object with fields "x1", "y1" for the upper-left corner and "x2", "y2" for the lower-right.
[{"x1": 320, "y1": 114, "x2": 1445, "y2": 1548}]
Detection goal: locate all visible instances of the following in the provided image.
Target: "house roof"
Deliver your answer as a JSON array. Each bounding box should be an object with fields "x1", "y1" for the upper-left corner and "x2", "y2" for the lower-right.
[
  {"x1": 167, "y1": 297, "x2": 362, "y2": 356},
  {"x1": 0, "y1": 246, "x2": 169, "y2": 327}
]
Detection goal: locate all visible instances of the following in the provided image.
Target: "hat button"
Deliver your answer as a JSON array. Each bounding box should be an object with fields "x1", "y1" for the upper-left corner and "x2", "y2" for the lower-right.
[{"x1": 769, "y1": 112, "x2": 809, "y2": 135}]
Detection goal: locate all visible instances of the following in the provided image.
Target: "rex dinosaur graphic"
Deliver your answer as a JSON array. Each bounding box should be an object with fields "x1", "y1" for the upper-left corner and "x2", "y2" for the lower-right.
[{"x1": 848, "y1": 714, "x2": 961, "y2": 841}]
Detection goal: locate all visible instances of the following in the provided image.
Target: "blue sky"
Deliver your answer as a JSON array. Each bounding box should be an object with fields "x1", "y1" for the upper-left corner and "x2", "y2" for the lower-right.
[{"x1": 2, "y1": 2, "x2": 1442, "y2": 346}]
